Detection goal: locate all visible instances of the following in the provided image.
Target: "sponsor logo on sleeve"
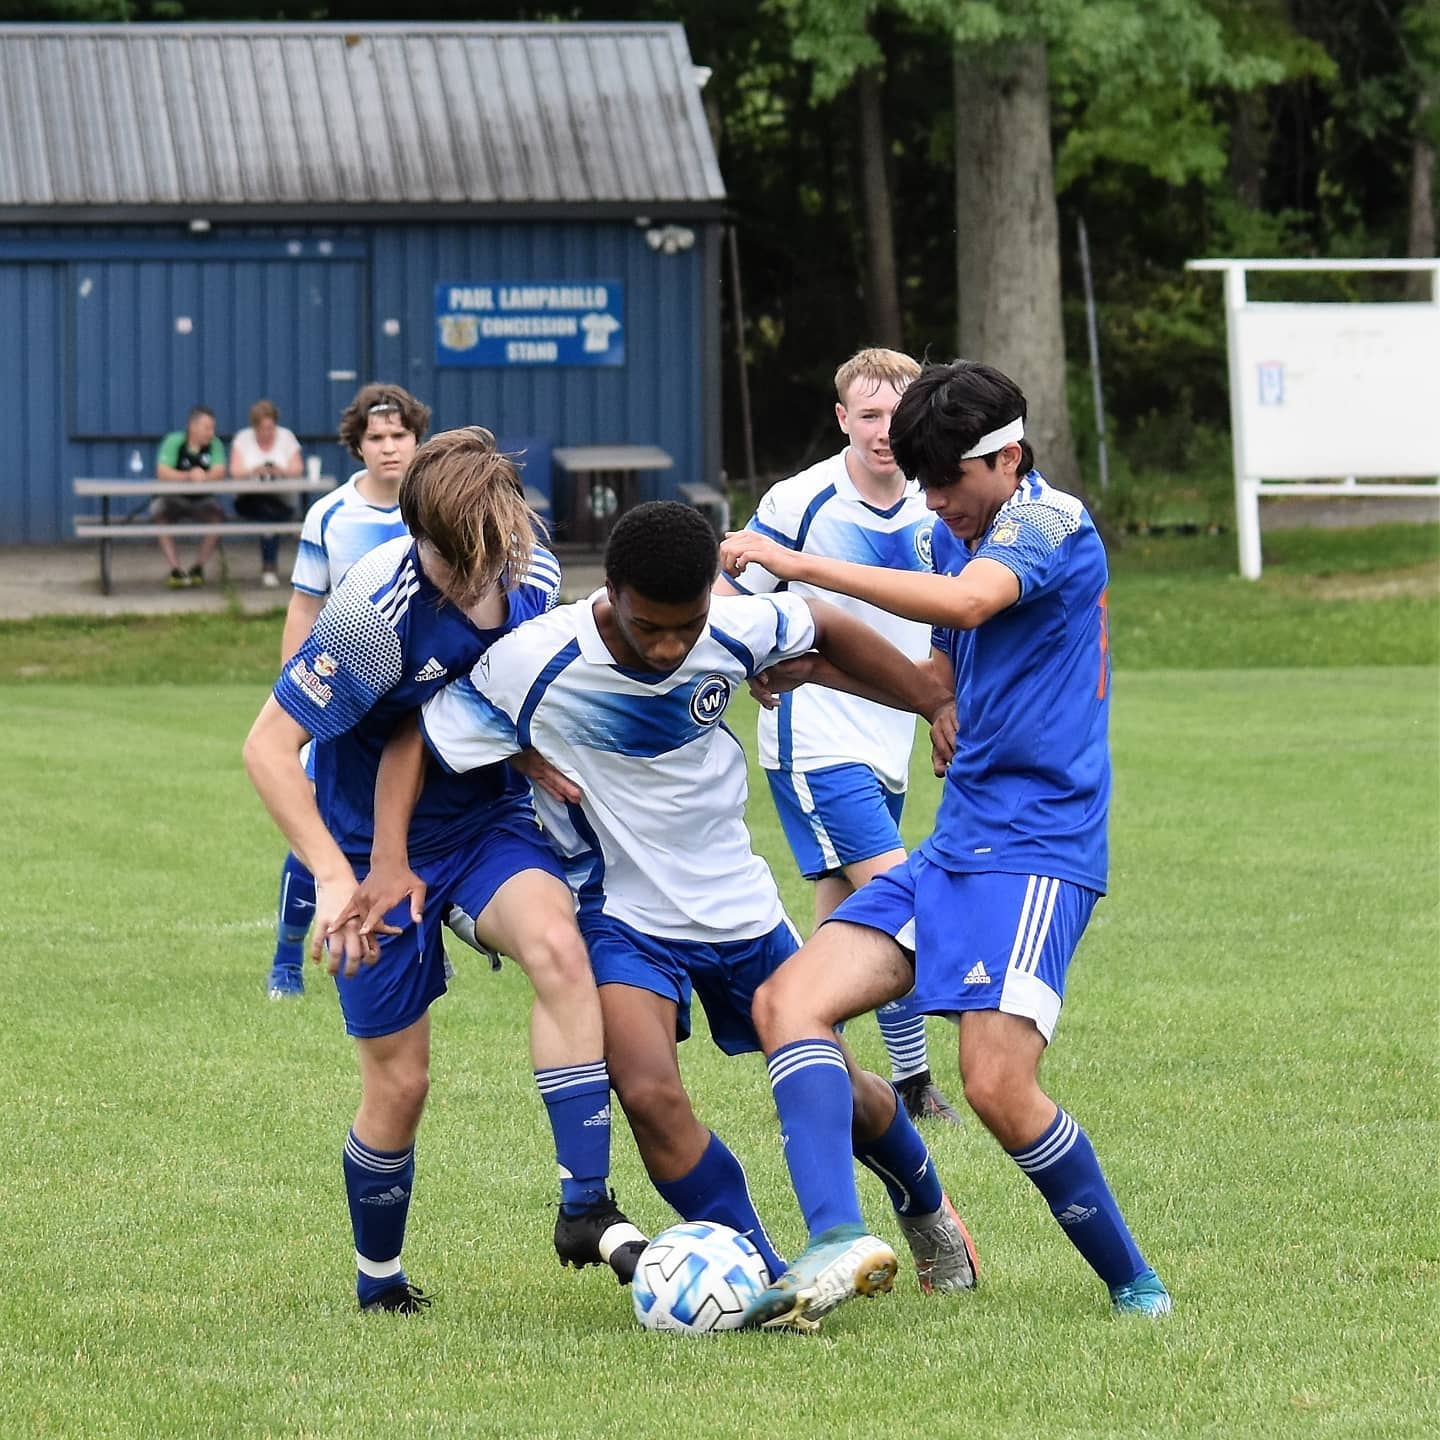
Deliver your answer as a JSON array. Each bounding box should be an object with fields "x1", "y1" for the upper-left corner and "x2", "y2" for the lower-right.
[
  {"x1": 313, "y1": 652, "x2": 338, "y2": 677},
  {"x1": 914, "y1": 525, "x2": 933, "y2": 568},
  {"x1": 288, "y1": 658, "x2": 333, "y2": 708},
  {"x1": 989, "y1": 519, "x2": 1021, "y2": 547}
]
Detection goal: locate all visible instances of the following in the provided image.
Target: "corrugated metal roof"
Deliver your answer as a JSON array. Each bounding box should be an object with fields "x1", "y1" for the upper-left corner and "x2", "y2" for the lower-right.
[{"x1": 0, "y1": 23, "x2": 726, "y2": 216}]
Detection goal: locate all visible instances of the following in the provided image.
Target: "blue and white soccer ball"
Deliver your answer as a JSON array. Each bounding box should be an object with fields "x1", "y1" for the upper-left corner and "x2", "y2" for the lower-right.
[{"x1": 631, "y1": 1221, "x2": 769, "y2": 1334}]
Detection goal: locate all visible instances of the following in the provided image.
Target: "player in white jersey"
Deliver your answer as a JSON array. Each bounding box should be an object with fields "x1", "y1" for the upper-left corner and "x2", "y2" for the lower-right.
[
  {"x1": 349, "y1": 503, "x2": 978, "y2": 1320},
  {"x1": 264, "y1": 385, "x2": 430, "y2": 1001},
  {"x1": 717, "y1": 349, "x2": 958, "y2": 1126}
]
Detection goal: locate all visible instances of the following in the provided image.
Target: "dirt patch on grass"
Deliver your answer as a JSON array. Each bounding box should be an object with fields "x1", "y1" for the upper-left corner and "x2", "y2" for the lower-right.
[{"x1": 1289, "y1": 562, "x2": 1440, "y2": 602}]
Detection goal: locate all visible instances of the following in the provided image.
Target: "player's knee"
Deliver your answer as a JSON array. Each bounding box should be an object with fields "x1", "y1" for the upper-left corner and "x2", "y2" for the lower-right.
[
  {"x1": 370, "y1": 1063, "x2": 430, "y2": 1130},
  {"x1": 612, "y1": 1068, "x2": 691, "y2": 1139},
  {"x1": 514, "y1": 916, "x2": 590, "y2": 992},
  {"x1": 962, "y1": 1060, "x2": 1029, "y2": 1134}
]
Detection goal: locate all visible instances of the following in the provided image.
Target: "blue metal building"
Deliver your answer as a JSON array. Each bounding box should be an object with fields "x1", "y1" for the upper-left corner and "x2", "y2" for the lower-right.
[{"x1": 0, "y1": 22, "x2": 726, "y2": 543}]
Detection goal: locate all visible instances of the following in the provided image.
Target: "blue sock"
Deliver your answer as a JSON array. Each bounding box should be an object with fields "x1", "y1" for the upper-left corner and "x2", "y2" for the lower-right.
[
  {"x1": 1009, "y1": 1108, "x2": 1149, "y2": 1289},
  {"x1": 854, "y1": 1088, "x2": 945, "y2": 1217},
  {"x1": 535, "y1": 1060, "x2": 612, "y2": 1213},
  {"x1": 875, "y1": 996, "x2": 929, "y2": 1083},
  {"x1": 767, "y1": 1038, "x2": 863, "y2": 1237},
  {"x1": 652, "y1": 1131, "x2": 786, "y2": 1281},
  {"x1": 343, "y1": 1129, "x2": 414, "y2": 1304},
  {"x1": 272, "y1": 852, "x2": 315, "y2": 968}
]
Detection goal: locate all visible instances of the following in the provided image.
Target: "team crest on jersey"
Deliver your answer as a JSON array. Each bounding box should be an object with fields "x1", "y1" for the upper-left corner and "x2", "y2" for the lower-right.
[
  {"x1": 913, "y1": 525, "x2": 933, "y2": 568},
  {"x1": 990, "y1": 519, "x2": 1021, "y2": 546},
  {"x1": 689, "y1": 674, "x2": 731, "y2": 727},
  {"x1": 313, "y1": 652, "x2": 338, "y2": 678}
]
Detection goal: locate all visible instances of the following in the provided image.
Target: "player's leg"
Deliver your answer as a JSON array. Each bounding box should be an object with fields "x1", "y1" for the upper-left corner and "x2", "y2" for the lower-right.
[
  {"x1": 333, "y1": 885, "x2": 450, "y2": 1314},
  {"x1": 835, "y1": 849, "x2": 959, "y2": 1125},
  {"x1": 600, "y1": 976, "x2": 784, "y2": 1281},
  {"x1": 464, "y1": 841, "x2": 643, "y2": 1281},
  {"x1": 845, "y1": 1043, "x2": 978, "y2": 1295},
  {"x1": 771, "y1": 764, "x2": 955, "y2": 1121},
  {"x1": 925, "y1": 871, "x2": 1170, "y2": 1317},
  {"x1": 265, "y1": 849, "x2": 315, "y2": 998},
  {"x1": 743, "y1": 916, "x2": 914, "y2": 1328}
]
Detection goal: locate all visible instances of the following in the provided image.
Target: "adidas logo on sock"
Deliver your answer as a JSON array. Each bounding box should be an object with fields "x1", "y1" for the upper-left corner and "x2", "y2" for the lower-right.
[
  {"x1": 963, "y1": 961, "x2": 992, "y2": 985},
  {"x1": 582, "y1": 1105, "x2": 611, "y2": 1128},
  {"x1": 413, "y1": 657, "x2": 447, "y2": 682},
  {"x1": 360, "y1": 1185, "x2": 409, "y2": 1206},
  {"x1": 1057, "y1": 1202, "x2": 1097, "y2": 1226}
]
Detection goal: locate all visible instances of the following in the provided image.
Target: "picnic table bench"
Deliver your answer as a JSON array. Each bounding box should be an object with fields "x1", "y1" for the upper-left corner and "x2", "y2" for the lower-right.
[{"x1": 73, "y1": 476, "x2": 336, "y2": 594}]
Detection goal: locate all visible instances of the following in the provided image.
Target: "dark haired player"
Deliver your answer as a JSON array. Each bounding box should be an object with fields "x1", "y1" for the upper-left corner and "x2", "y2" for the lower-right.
[
  {"x1": 722, "y1": 361, "x2": 1171, "y2": 1327},
  {"x1": 354, "y1": 501, "x2": 980, "y2": 1329},
  {"x1": 244, "y1": 427, "x2": 644, "y2": 1313}
]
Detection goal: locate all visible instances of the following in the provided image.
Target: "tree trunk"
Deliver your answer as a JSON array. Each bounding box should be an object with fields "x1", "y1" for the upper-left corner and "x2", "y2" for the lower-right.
[
  {"x1": 953, "y1": 41, "x2": 1084, "y2": 500},
  {"x1": 857, "y1": 63, "x2": 903, "y2": 347},
  {"x1": 1228, "y1": 90, "x2": 1268, "y2": 211},
  {"x1": 1406, "y1": 88, "x2": 1436, "y2": 302}
]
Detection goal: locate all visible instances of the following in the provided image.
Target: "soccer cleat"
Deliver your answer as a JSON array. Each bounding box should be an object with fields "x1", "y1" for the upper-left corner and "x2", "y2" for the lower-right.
[
  {"x1": 360, "y1": 1281, "x2": 432, "y2": 1315},
  {"x1": 896, "y1": 1194, "x2": 979, "y2": 1293},
  {"x1": 897, "y1": 1072, "x2": 963, "y2": 1126},
  {"x1": 167, "y1": 568, "x2": 188, "y2": 589},
  {"x1": 187, "y1": 564, "x2": 205, "y2": 587},
  {"x1": 1110, "y1": 1269, "x2": 1172, "y2": 1318},
  {"x1": 553, "y1": 1191, "x2": 649, "y2": 1284},
  {"x1": 741, "y1": 1223, "x2": 897, "y2": 1331},
  {"x1": 266, "y1": 962, "x2": 304, "y2": 1000}
]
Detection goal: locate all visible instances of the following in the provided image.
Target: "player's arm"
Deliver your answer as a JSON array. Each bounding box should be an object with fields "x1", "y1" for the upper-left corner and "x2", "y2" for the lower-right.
[
  {"x1": 722, "y1": 530, "x2": 1019, "y2": 630},
  {"x1": 712, "y1": 572, "x2": 743, "y2": 597},
  {"x1": 928, "y1": 645, "x2": 958, "y2": 776},
  {"x1": 803, "y1": 598, "x2": 952, "y2": 721},
  {"x1": 280, "y1": 589, "x2": 326, "y2": 663},
  {"x1": 339, "y1": 712, "x2": 430, "y2": 943},
  {"x1": 242, "y1": 698, "x2": 370, "y2": 976}
]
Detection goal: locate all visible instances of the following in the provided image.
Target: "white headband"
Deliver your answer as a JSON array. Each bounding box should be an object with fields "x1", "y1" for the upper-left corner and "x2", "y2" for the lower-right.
[{"x1": 960, "y1": 416, "x2": 1025, "y2": 460}]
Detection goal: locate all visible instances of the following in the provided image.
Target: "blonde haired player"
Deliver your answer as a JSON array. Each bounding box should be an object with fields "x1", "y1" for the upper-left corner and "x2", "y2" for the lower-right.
[{"x1": 716, "y1": 349, "x2": 959, "y2": 1124}]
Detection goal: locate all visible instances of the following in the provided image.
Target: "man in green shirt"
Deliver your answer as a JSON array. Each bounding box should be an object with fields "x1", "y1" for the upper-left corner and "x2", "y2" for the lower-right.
[{"x1": 155, "y1": 405, "x2": 228, "y2": 588}]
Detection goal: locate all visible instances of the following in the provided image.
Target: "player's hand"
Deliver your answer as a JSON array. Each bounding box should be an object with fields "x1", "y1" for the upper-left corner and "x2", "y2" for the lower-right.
[
  {"x1": 718, "y1": 530, "x2": 798, "y2": 582},
  {"x1": 748, "y1": 657, "x2": 816, "y2": 709},
  {"x1": 312, "y1": 872, "x2": 375, "y2": 978},
  {"x1": 510, "y1": 747, "x2": 582, "y2": 805},
  {"x1": 351, "y1": 859, "x2": 428, "y2": 944},
  {"x1": 930, "y1": 701, "x2": 958, "y2": 776}
]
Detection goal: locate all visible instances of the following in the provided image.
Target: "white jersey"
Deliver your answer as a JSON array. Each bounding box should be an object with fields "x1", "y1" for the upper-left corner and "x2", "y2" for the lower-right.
[
  {"x1": 421, "y1": 590, "x2": 818, "y2": 942},
  {"x1": 732, "y1": 450, "x2": 934, "y2": 791},
  {"x1": 291, "y1": 471, "x2": 409, "y2": 597}
]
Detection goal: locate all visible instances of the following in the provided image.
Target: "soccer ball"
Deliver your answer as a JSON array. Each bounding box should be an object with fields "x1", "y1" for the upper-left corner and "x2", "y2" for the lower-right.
[{"x1": 631, "y1": 1221, "x2": 769, "y2": 1334}]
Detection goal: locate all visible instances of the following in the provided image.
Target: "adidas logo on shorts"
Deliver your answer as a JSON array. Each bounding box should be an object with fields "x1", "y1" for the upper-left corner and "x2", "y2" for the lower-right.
[
  {"x1": 963, "y1": 961, "x2": 993, "y2": 985},
  {"x1": 413, "y1": 657, "x2": 447, "y2": 682}
]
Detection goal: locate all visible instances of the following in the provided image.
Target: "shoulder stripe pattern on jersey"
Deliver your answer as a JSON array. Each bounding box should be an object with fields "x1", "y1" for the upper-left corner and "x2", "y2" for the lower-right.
[
  {"x1": 516, "y1": 639, "x2": 583, "y2": 749},
  {"x1": 793, "y1": 483, "x2": 837, "y2": 552},
  {"x1": 372, "y1": 555, "x2": 420, "y2": 624},
  {"x1": 708, "y1": 624, "x2": 757, "y2": 678},
  {"x1": 749, "y1": 516, "x2": 794, "y2": 546}
]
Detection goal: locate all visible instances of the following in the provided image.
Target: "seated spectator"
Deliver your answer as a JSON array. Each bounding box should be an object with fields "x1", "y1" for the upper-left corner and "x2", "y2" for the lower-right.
[
  {"x1": 155, "y1": 406, "x2": 228, "y2": 588},
  {"x1": 231, "y1": 399, "x2": 304, "y2": 588}
]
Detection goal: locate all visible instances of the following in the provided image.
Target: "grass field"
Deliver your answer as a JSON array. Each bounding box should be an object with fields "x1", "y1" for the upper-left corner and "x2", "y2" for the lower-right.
[{"x1": 2, "y1": 528, "x2": 1437, "y2": 1438}]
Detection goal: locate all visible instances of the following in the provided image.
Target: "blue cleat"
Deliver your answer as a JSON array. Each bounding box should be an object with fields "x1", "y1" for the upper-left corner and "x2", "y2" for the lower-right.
[
  {"x1": 741, "y1": 1223, "x2": 898, "y2": 1332},
  {"x1": 1110, "y1": 1268, "x2": 1172, "y2": 1318},
  {"x1": 266, "y1": 962, "x2": 304, "y2": 1000}
]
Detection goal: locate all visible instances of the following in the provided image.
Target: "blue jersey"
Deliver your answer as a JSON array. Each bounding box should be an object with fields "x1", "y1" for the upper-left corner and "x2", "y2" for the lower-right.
[
  {"x1": 925, "y1": 472, "x2": 1111, "y2": 893},
  {"x1": 272, "y1": 535, "x2": 563, "y2": 864}
]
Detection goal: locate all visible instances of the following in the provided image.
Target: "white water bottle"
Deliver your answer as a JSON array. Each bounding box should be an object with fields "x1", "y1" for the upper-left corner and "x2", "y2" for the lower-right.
[{"x1": 128, "y1": 448, "x2": 144, "y2": 478}]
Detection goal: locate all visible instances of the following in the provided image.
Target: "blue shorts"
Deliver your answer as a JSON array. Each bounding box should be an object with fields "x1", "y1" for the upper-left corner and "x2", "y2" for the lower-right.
[
  {"x1": 335, "y1": 808, "x2": 565, "y2": 1040},
  {"x1": 829, "y1": 851, "x2": 1099, "y2": 1042},
  {"x1": 766, "y1": 764, "x2": 905, "y2": 881},
  {"x1": 583, "y1": 913, "x2": 801, "y2": 1056}
]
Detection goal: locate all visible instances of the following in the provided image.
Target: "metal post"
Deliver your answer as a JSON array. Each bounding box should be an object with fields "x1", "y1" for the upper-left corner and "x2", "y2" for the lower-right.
[
  {"x1": 726, "y1": 224, "x2": 758, "y2": 496},
  {"x1": 1077, "y1": 217, "x2": 1109, "y2": 492}
]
